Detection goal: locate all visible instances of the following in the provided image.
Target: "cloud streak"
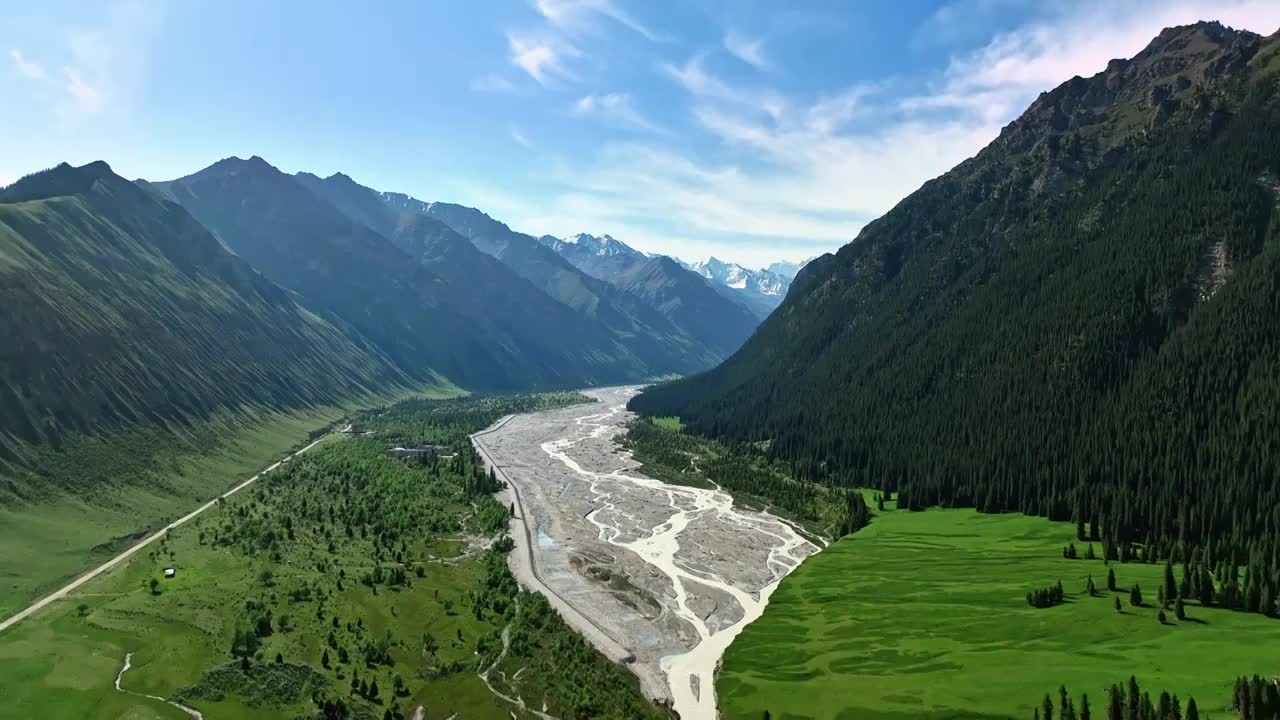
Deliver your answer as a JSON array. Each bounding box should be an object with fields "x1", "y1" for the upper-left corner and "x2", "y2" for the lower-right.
[
  {"x1": 507, "y1": 30, "x2": 581, "y2": 85},
  {"x1": 471, "y1": 73, "x2": 519, "y2": 93},
  {"x1": 723, "y1": 31, "x2": 770, "y2": 70},
  {"x1": 510, "y1": 128, "x2": 535, "y2": 148},
  {"x1": 573, "y1": 92, "x2": 665, "y2": 133},
  {"x1": 534, "y1": 0, "x2": 660, "y2": 41},
  {"x1": 9, "y1": 49, "x2": 48, "y2": 80}
]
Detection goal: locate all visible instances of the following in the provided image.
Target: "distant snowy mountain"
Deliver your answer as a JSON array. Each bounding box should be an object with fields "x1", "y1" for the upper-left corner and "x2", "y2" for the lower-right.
[
  {"x1": 535, "y1": 232, "x2": 648, "y2": 282},
  {"x1": 689, "y1": 257, "x2": 793, "y2": 318},
  {"x1": 537, "y1": 232, "x2": 803, "y2": 321},
  {"x1": 764, "y1": 257, "x2": 814, "y2": 282},
  {"x1": 558, "y1": 233, "x2": 645, "y2": 258}
]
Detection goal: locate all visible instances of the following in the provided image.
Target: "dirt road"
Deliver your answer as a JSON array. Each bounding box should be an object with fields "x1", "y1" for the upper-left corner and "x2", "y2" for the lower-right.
[{"x1": 0, "y1": 435, "x2": 329, "y2": 635}]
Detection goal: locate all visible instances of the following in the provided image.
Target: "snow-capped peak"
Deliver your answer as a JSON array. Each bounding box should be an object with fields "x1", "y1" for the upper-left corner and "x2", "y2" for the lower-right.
[
  {"x1": 559, "y1": 232, "x2": 643, "y2": 257},
  {"x1": 689, "y1": 256, "x2": 796, "y2": 299}
]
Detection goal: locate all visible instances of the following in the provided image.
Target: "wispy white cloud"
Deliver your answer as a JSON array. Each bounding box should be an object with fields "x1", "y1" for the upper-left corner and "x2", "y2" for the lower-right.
[
  {"x1": 11, "y1": 0, "x2": 164, "y2": 125},
  {"x1": 481, "y1": 0, "x2": 1280, "y2": 267},
  {"x1": 660, "y1": 56, "x2": 789, "y2": 121},
  {"x1": 9, "y1": 49, "x2": 48, "y2": 81},
  {"x1": 471, "y1": 73, "x2": 519, "y2": 93},
  {"x1": 507, "y1": 30, "x2": 581, "y2": 85},
  {"x1": 534, "y1": 0, "x2": 659, "y2": 41},
  {"x1": 510, "y1": 127, "x2": 535, "y2": 148},
  {"x1": 723, "y1": 31, "x2": 770, "y2": 71},
  {"x1": 62, "y1": 66, "x2": 106, "y2": 114},
  {"x1": 573, "y1": 92, "x2": 664, "y2": 133}
]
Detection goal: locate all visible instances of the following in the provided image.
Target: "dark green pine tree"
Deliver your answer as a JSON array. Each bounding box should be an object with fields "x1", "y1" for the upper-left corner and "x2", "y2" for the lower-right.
[
  {"x1": 1060, "y1": 685, "x2": 1077, "y2": 720},
  {"x1": 1108, "y1": 684, "x2": 1124, "y2": 720},
  {"x1": 1108, "y1": 568, "x2": 1117, "y2": 592},
  {"x1": 1185, "y1": 697, "x2": 1198, "y2": 720},
  {"x1": 1080, "y1": 693, "x2": 1091, "y2": 720},
  {"x1": 1126, "y1": 677, "x2": 1140, "y2": 720},
  {"x1": 1164, "y1": 561, "x2": 1177, "y2": 606},
  {"x1": 1129, "y1": 584, "x2": 1143, "y2": 607},
  {"x1": 1043, "y1": 693, "x2": 1054, "y2": 720}
]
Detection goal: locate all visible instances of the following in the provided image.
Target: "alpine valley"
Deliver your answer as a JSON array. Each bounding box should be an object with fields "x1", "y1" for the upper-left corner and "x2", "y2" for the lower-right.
[{"x1": 3, "y1": 10, "x2": 1280, "y2": 720}]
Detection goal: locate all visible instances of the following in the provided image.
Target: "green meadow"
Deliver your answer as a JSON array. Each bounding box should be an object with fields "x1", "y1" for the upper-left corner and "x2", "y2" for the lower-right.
[
  {"x1": 720, "y1": 498, "x2": 1280, "y2": 719},
  {"x1": 0, "y1": 383, "x2": 457, "y2": 620},
  {"x1": 0, "y1": 443, "x2": 510, "y2": 719}
]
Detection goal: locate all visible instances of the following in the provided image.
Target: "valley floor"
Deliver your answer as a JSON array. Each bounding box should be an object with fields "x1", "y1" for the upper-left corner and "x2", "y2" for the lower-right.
[
  {"x1": 472, "y1": 387, "x2": 817, "y2": 719},
  {"x1": 719, "y1": 496, "x2": 1280, "y2": 719},
  {"x1": 0, "y1": 391, "x2": 667, "y2": 720}
]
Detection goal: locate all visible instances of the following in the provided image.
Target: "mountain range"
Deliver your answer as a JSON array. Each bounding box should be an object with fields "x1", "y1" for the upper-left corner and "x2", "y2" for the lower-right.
[
  {"x1": 0, "y1": 152, "x2": 798, "y2": 503},
  {"x1": 0, "y1": 161, "x2": 406, "y2": 476},
  {"x1": 533, "y1": 230, "x2": 806, "y2": 319}
]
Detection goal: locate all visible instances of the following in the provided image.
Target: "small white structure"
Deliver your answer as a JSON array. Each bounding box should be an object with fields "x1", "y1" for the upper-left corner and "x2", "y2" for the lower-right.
[
  {"x1": 386, "y1": 445, "x2": 448, "y2": 461},
  {"x1": 163, "y1": 567, "x2": 176, "y2": 578}
]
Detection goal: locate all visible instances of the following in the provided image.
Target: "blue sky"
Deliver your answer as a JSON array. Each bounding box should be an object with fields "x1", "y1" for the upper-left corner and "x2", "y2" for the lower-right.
[{"x1": 3, "y1": 1, "x2": 1279, "y2": 267}]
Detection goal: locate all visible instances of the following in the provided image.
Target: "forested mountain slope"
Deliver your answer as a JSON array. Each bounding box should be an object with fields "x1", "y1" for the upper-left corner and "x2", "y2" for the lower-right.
[
  {"x1": 159, "y1": 157, "x2": 651, "y2": 390},
  {"x1": 632, "y1": 22, "x2": 1280, "y2": 608},
  {"x1": 0, "y1": 161, "x2": 407, "y2": 495}
]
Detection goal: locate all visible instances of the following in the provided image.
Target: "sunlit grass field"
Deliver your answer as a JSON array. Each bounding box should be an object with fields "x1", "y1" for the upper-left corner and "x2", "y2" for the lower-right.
[
  {"x1": 720, "y1": 498, "x2": 1280, "y2": 719},
  {"x1": 0, "y1": 476, "x2": 517, "y2": 720},
  {"x1": 0, "y1": 383, "x2": 457, "y2": 620}
]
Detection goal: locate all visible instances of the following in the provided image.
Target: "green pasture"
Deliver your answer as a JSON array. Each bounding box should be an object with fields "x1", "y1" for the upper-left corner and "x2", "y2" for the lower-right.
[{"x1": 720, "y1": 499, "x2": 1280, "y2": 719}]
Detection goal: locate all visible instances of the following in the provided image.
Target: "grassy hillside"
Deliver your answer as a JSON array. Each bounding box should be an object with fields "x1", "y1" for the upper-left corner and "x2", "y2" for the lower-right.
[
  {"x1": 0, "y1": 390, "x2": 447, "y2": 620},
  {"x1": 720, "y1": 498, "x2": 1280, "y2": 719},
  {"x1": 0, "y1": 392, "x2": 668, "y2": 720}
]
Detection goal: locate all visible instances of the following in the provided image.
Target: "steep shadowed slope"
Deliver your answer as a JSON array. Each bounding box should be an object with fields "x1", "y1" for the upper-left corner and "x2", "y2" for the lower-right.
[
  {"x1": 384, "y1": 195, "x2": 733, "y2": 371},
  {"x1": 159, "y1": 157, "x2": 656, "y2": 390},
  {"x1": 294, "y1": 171, "x2": 665, "y2": 385},
  {"x1": 632, "y1": 23, "x2": 1280, "y2": 562},
  {"x1": 613, "y1": 255, "x2": 761, "y2": 358},
  {"x1": 0, "y1": 161, "x2": 408, "y2": 488}
]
